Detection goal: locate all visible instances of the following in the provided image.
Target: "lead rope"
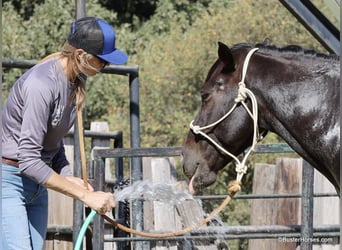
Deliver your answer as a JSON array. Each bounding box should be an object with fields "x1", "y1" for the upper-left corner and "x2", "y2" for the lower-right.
[
  {"x1": 76, "y1": 49, "x2": 259, "y2": 239},
  {"x1": 77, "y1": 101, "x2": 88, "y2": 189}
]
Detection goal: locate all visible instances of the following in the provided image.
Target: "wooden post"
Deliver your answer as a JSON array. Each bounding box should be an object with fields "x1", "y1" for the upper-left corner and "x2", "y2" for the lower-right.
[
  {"x1": 249, "y1": 158, "x2": 302, "y2": 250},
  {"x1": 142, "y1": 157, "x2": 180, "y2": 250},
  {"x1": 249, "y1": 163, "x2": 278, "y2": 250},
  {"x1": 90, "y1": 121, "x2": 116, "y2": 250},
  {"x1": 300, "y1": 160, "x2": 314, "y2": 250},
  {"x1": 90, "y1": 121, "x2": 114, "y2": 181},
  {"x1": 142, "y1": 157, "x2": 218, "y2": 250}
]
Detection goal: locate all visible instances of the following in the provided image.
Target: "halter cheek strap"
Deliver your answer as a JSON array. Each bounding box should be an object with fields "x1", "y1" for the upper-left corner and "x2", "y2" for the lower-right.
[{"x1": 190, "y1": 48, "x2": 260, "y2": 184}]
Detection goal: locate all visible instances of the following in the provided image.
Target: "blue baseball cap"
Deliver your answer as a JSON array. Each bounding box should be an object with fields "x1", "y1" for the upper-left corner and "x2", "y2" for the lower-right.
[{"x1": 67, "y1": 17, "x2": 128, "y2": 65}]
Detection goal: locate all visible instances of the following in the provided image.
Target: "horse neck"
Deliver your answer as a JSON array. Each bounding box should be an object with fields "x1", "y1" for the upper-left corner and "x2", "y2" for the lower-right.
[
  {"x1": 246, "y1": 51, "x2": 339, "y2": 173},
  {"x1": 247, "y1": 51, "x2": 339, "y2": 129}
]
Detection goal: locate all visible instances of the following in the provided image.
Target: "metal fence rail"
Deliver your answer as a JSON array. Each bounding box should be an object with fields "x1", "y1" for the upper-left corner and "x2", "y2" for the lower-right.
[
  {"x1": 103, "y1": 224, "x2": 340, "y2": 241},
  {"x1": 92, "y1": 145, "x2": 340, "y2": 250}
]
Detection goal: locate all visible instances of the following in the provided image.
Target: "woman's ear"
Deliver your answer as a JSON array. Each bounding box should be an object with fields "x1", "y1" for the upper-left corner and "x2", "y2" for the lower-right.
[{"x1": 75, "y1": 49, "x2": 85, "y2": 58}]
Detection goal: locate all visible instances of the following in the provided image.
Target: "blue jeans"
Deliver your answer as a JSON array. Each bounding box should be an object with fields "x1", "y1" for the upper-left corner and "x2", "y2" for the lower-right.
[{"x1": 2, "y1": 164, "x2": 48, "y2": 250}]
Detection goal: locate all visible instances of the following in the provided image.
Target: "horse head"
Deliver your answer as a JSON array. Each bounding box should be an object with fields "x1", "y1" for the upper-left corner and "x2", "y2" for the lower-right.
[
  {"x1": 182, "y1": 42, "x2": 261, "y2": 194},
  {"x1": 182, "y1": 41, "x2": 340, "y2": 195}
]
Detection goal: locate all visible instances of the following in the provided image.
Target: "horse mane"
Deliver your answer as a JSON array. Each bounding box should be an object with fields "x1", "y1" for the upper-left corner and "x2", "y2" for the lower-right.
[
  {"x1": 229, "y1": 41, "x2": 339, "y2": 61},
  {"x1": 206, "y1": 41, "x2": 339, "y2": 82},
  {"x1": 254, "y1": 41, "x2": 340, "y2": 61}
]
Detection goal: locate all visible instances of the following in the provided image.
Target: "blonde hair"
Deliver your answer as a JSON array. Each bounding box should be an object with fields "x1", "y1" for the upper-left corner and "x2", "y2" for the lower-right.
[{"x1": 40, "y1": 42, "x2": 86, "y2": 108}]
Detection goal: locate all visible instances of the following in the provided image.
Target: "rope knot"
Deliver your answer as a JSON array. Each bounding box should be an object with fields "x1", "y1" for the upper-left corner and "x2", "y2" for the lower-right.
[
  {"x1": 228, "y1": 180, "x2": 241, "y2": 195},
  {"x1": 235, "y1": 163, "x2": 247, "y2": 175},
  {"x1": 189, "y1": 120, "x2": 201, "y2": 134},
  {"x1": 235, "y1": 82, "x2": 247, "y2": 103}
]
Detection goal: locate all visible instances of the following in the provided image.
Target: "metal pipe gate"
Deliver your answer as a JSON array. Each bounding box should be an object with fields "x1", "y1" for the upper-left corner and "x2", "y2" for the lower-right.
[{"x1": 92, "y1": 144, "x2": 340, "y2": 249}]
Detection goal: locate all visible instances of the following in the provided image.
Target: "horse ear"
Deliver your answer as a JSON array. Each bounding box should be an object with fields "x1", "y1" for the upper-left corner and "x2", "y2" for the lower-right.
[
  {"x1": 218, "y1": 41, "x2": 235, "y2": 72},
  {"x1": 262, "y1": 37, "x2": 271, "y2": 46}
]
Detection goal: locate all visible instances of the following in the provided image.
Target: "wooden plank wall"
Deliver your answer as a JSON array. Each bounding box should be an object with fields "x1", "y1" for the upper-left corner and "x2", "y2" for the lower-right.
[
  {"x1": 312, "y1": 170, "x2": 340, "y2": 250},
  {"x1": 249, "y1": 158, "x2": 340, "y2": 250}
]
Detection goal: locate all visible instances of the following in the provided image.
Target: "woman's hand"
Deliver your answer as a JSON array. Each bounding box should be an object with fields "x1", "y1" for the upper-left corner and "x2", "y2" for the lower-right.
[
  {"x1": 65, "y1": 176, "x2": 115, "y2": 214},
  {"x1": 82, "y1": 191, "x2": 116, "y2": 215}
]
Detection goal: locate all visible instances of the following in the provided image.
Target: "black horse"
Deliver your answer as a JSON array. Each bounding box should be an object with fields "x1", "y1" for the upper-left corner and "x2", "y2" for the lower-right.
[{"x1": 182, "y1": 41, "x2": 340, "y2": 194}]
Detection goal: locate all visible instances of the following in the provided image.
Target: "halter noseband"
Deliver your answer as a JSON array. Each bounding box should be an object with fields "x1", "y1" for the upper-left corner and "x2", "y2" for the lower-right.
[{"x1": 189, "y1": 48, "x2": 261, "y2": 183}]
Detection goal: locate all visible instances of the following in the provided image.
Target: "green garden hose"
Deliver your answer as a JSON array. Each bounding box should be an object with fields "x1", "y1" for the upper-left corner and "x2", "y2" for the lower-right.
[{"x1": 74, "y1": 209, "x2": 97, "y2": 250}]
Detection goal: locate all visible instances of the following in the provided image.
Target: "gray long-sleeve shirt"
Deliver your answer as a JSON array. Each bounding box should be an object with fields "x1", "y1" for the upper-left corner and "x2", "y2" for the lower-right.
[{"x1": 2, "y1": 57, "x2": 77, "y2": 184}]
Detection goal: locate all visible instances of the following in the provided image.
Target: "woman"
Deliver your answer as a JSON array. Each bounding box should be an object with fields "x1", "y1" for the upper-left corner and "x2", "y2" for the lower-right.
[{"x1": 2, "y1": 17, "x2": 128, "y2": 250}]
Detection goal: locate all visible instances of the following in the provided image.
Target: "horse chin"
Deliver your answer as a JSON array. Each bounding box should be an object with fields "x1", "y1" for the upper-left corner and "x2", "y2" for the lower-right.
[{"x1": 188, "y1": 171, "x2": 217, "y2": 194}]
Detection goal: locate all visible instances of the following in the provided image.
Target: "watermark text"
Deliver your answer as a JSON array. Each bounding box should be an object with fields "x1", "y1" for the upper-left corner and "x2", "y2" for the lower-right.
[{"x1": 278, "y1": 237, "x2": 334, "y2": 244}]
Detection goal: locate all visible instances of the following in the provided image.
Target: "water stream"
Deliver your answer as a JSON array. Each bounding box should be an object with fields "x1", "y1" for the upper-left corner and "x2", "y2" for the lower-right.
[
  {"x1": 113, "y1": 180, "x2": 230, "y2": 249},
  {"x1": 114, "y1": 180, "x2": 194, "y2": 205}
]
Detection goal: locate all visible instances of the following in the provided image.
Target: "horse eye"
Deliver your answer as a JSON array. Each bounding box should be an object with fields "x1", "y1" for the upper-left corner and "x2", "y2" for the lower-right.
[
  {"x1": 215, "y1": 80, "x2": 224, "y2": 87},
  {"x1": 201, "y1": 93, "x2": 210, "y2": 101}
]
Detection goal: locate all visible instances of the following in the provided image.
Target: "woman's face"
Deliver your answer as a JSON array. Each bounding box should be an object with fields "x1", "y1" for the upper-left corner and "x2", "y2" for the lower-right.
[
  {"x1": 87, "y1": 56, "x2": 108, "y2": 74},
  {"x1": 76, "y1": 50, "x2": 108, "y2": 76}
]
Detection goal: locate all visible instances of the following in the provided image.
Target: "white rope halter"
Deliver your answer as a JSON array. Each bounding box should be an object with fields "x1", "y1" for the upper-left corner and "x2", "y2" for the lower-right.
[{"x1": 189, "y1": 48, "x2": 259, "y2": 183}]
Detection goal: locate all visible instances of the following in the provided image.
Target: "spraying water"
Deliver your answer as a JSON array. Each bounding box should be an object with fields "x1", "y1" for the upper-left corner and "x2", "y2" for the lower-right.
[
  {"x1": 113, "y1": 179, "x2": 231, "y2": 249},
  {"x1": 114, "y1": 180, "x2": 194, "y2": 205}
]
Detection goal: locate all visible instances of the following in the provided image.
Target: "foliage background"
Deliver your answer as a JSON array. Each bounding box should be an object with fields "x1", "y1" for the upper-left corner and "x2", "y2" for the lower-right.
[{"x1": 2, "y1": 0, "x2": 339, "y2": 249}]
